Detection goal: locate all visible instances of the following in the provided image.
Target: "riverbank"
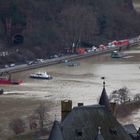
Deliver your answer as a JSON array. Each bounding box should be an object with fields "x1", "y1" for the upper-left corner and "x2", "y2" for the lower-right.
[
  {"x1": 1, "y1": 43, "x2": 138, "y2": 74},
  {"x1": 1, "y1": 44, "x2": 140, "y2": 140}
]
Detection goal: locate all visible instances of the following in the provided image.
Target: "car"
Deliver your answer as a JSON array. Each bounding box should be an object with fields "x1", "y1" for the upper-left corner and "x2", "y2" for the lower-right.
[
  {"x1": 10, "y1": 64, "x2": 15, "y2": 67},
  {"x1": 27, "y1": 61, "x2": 34, "y2": 65},
  {"x1": 5, "y1": 64, "x2": 9, "y2": 68},
  {"x1": 36, "y1": 59, "x2": 45, "y2": 63}
]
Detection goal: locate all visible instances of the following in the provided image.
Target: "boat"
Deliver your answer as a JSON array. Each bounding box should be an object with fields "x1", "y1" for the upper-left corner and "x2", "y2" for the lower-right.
[
  {"x1": 30, "y1": 72, "x2": 53, "y2": 80},
  {"x1": 111, "y1": 51, "x2": 128, "y2": 58},
  {"x1": 0, "y1": 73, "x2": 23, "y2": 85},
  {"x1": 64, "y1": 61, "x2": 80, "y2": 66},
  {"x1": 0, "y1": 89, "x2": 4, "y2": 95}
]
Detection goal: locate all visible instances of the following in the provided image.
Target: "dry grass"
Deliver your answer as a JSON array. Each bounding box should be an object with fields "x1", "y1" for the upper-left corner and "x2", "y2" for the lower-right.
[{"x1": 0, "y1": 96, "x2": 54, "y2": 140}]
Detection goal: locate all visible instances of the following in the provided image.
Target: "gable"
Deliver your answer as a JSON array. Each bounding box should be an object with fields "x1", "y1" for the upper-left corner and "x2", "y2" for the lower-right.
[{"x1": 61, "y1": 105, "x2": 132, "y2": 140}]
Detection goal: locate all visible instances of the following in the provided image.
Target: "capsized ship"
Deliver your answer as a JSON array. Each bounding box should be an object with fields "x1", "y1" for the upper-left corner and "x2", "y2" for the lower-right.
[{"x1": 0, "y1": 72, "x2": 23, "y2": 85}]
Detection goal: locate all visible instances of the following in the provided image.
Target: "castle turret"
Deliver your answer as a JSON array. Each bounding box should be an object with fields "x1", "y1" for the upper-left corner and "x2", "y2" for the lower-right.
[
  {"x1": 99, "y1": 79, "x2": 110, "y2": 111},
  {"x1": 95, "y1": 126, "x2": 104, "y2": 140},
  {"x1": 48, "y1": 121, "x2": 64, "y2": 140}
]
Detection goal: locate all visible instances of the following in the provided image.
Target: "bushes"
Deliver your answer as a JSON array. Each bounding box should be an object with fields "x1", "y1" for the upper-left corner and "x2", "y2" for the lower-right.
[
  {"x1": 9, "y1": 103, "x2": 50, "y2": 136},
  {"x1": 117, "y1": 100, "x2": 140, "y2": 118},
  {"x1": 1, "y1": 0, "x2": 140, "y2": 59},
  {"x1": 9, "y1": 118, "x2": 25, "y2": 135},
  {"x1": 110, "y1": 87, "x2": 140, "y2": 118}
]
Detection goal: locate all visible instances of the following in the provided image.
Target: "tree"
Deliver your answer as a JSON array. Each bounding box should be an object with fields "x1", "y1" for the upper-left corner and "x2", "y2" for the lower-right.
[
  {"x1": 9, "y1": 1, "x2": 26, "y2": 25},
  {"x1": 58, "y1": 4, "x2": 98, "y2": 53},
  {"x1": 110, "y1": 87, "x2": 130, "y2": 104},
  {"x1": 134, "y1": 94, "x2": 140, "y2": 101},
  {"x1": 34, "y1": 103, "x2": 48, "y2": 132},
  {"x1": 9, "y1": 118, "x2": 25, "y2": 135},
  {"x1": 29, "y1": 115, "x2": 38, "y2": 130}
]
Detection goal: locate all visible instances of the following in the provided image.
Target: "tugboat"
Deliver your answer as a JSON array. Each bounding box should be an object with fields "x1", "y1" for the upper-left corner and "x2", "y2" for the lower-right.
[
  {"x1": 30, "y1": 72, "x2": 53, "y2": 80},
  {"x1": 111, "y1": 51, "x2": 127, "y2": 58},
  {"x1": 0, "y1": 89, "x2": 4, "y2": 95},
  {"x1": 0, "y1": 72, "x2": 23, "y2": 85}
]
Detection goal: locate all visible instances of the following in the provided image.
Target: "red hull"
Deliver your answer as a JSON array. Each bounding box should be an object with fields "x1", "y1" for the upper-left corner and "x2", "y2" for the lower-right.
[{"x1": 0, "y1": 80, "x2": 23, "y2": 85}]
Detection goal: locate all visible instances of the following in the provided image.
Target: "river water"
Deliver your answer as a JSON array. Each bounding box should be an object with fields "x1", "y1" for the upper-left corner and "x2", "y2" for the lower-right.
[{"x1": 1, "y1": 45, "x2": 140, "y2": 127}]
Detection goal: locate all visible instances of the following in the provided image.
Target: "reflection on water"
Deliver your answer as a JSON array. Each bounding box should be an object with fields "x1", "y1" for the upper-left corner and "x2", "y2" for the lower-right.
[{"x1": 1, "y1": 46, "x2": 140, "y2": 127}]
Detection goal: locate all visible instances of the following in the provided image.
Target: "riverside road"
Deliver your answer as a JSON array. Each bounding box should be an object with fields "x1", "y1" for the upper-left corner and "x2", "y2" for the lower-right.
[{"x1": 0, "y1": 44, "x2": 136, "y2": 74}]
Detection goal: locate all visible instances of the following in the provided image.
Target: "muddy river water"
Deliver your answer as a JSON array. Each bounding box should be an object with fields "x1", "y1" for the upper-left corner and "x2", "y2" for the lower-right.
[{"x1": 1, "y1": 45, "x2": 140, "y2": 128}]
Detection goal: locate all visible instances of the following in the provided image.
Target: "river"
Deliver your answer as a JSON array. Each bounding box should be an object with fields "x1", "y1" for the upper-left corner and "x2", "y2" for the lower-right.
[{"x1": 1, "y1": 45, "x2": 140, "y2": 128}]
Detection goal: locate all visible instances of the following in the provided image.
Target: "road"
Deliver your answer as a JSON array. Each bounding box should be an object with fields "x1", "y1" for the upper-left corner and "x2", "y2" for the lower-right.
[{"x1": 0, "y1": 45, "x2": 133, "y2": 74}]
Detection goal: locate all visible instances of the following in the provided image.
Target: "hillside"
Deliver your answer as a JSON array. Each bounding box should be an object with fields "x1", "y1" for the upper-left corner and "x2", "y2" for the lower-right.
[
  {"x1": 133, "y1": 0, "x2": 140, "y2": 12},
  {"x1": 0, "y1": 0, "x2": 140, "y2": 63}
]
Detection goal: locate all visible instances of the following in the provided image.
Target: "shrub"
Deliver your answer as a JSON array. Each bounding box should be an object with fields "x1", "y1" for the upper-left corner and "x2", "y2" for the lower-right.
[{"x1": 9, "y1": 118, "x2": 25, "y2": 135}]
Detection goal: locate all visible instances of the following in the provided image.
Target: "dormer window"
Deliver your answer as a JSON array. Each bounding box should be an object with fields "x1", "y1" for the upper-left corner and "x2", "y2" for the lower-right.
[
  {"x1": 109, "y1": 128, "x2": 117, "y2": 135},
  {"x1": 75, "y1": 129, "x2": 83, "y2": 137}
]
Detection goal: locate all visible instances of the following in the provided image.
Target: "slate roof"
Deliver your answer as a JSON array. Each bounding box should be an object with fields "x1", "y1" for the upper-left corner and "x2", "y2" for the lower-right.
[
  {"x1": 48, "y1": 121, "x2": 64, "y2": 140},
  {"x1": 99, "y1": 82, "x2": 110, "y2": 111},
  {"x1": 123, "y1": 124, "x2": 139, "y2": 139},
  {"x1": 95, "y1": 134, "x2": 104, "y2": 140},
  {"x1": 95, "y1": 126, "x2": 104, "y2": 140},
  {"x1": 48, "y1": 81, "x2": 135, "y2": 140},
  {"x1": 61, "y1": 105, "x2": 132, "y2": 140}
]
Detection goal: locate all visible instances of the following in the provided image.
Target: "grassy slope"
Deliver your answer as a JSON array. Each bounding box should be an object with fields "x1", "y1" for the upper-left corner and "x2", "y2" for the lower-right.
[{"x1": 133, "y1": 1, "x2": 140, "y2": 12}]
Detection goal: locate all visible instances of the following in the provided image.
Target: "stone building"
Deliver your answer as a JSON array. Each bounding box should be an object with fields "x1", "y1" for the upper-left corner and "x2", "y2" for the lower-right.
[{"x1": 48, "y1": 82, "x2": 139, "y2": 140}]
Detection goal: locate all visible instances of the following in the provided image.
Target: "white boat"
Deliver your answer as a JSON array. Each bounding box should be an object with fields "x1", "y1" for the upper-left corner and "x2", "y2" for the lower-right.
[{"x1": 30, "y1": 72, "x2": 53, "y2": 80}]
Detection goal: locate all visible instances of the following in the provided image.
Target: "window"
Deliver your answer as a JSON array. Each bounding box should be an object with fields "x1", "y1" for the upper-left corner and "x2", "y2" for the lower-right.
[
  {"x1": 75, "y1": 129, "x2": 83, "y2": 137},
  {"x1": 109, "y1": 128, "x2": 117, "y2": 135}
]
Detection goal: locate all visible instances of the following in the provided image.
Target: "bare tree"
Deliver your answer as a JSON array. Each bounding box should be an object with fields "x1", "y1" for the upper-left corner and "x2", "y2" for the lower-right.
[
  {"x1": 9, "y1": 118, "x2": 25, "y2": 135},
  {"x1": 34, "y1": 103, "x2": 48, "y2": 132},
  {"x1": 58, "y1": 4, "x2": 98, "y2": 53},
  {"x1": 110, "y1": 87, "x2": 130, "y2": 104},
  {"x1": 134, "y1": 94, "x2": 140, "y2": 101},
  {"x1": 29, "y1": 115, "x2": 38, "y2": 130}
]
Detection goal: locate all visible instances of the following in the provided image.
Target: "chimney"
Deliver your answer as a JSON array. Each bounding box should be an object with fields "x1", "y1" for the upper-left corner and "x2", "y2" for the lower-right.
[
  {"x1": 137, "y1": 127, "x2": 140, "y2": 136},
  {"x1": 78, "y1": 103, "x2": 84, "y2": 107},
  {"x1": 61, "y1": 100, "x2": 72, "y2": 122},
  {"x1": 110, "y1": 102, "x2": 117, "y2": 117}
]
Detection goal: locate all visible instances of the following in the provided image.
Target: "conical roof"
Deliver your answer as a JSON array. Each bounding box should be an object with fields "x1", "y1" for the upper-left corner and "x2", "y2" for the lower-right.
[
  {"x1": 48, "y1": 121, "x2": 64, "y2": 140},
  {"x1": 99, "y1": 81, "x2": 110, "y2": 110},
  {"x1": 95, "y1": 126, "x2": 104, "y2": 140}
]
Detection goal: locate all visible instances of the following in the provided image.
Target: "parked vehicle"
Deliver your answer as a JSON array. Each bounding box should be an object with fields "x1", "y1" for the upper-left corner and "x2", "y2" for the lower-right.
[
  {"x1": 99, "y1": 44, "x2": 107, "y2": 50},
  {"x1": 27, "y1": 61, "x2": 34, "y2": 65},
  {"x1": 116, "y1": 39, "x2": 129, "y2": 47},
  {"x1": 36, "y1": 59, "x2": 45, "y2": 63},
  {"x1": 4, "y1": 64, "x2": 9, "y2": 68},
  {"x1": 76, "y1": 48, "x2": 86, "y2": 54},
  {"x1": 10, "y1": 63, "x2": 15, "y2": 67}
]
